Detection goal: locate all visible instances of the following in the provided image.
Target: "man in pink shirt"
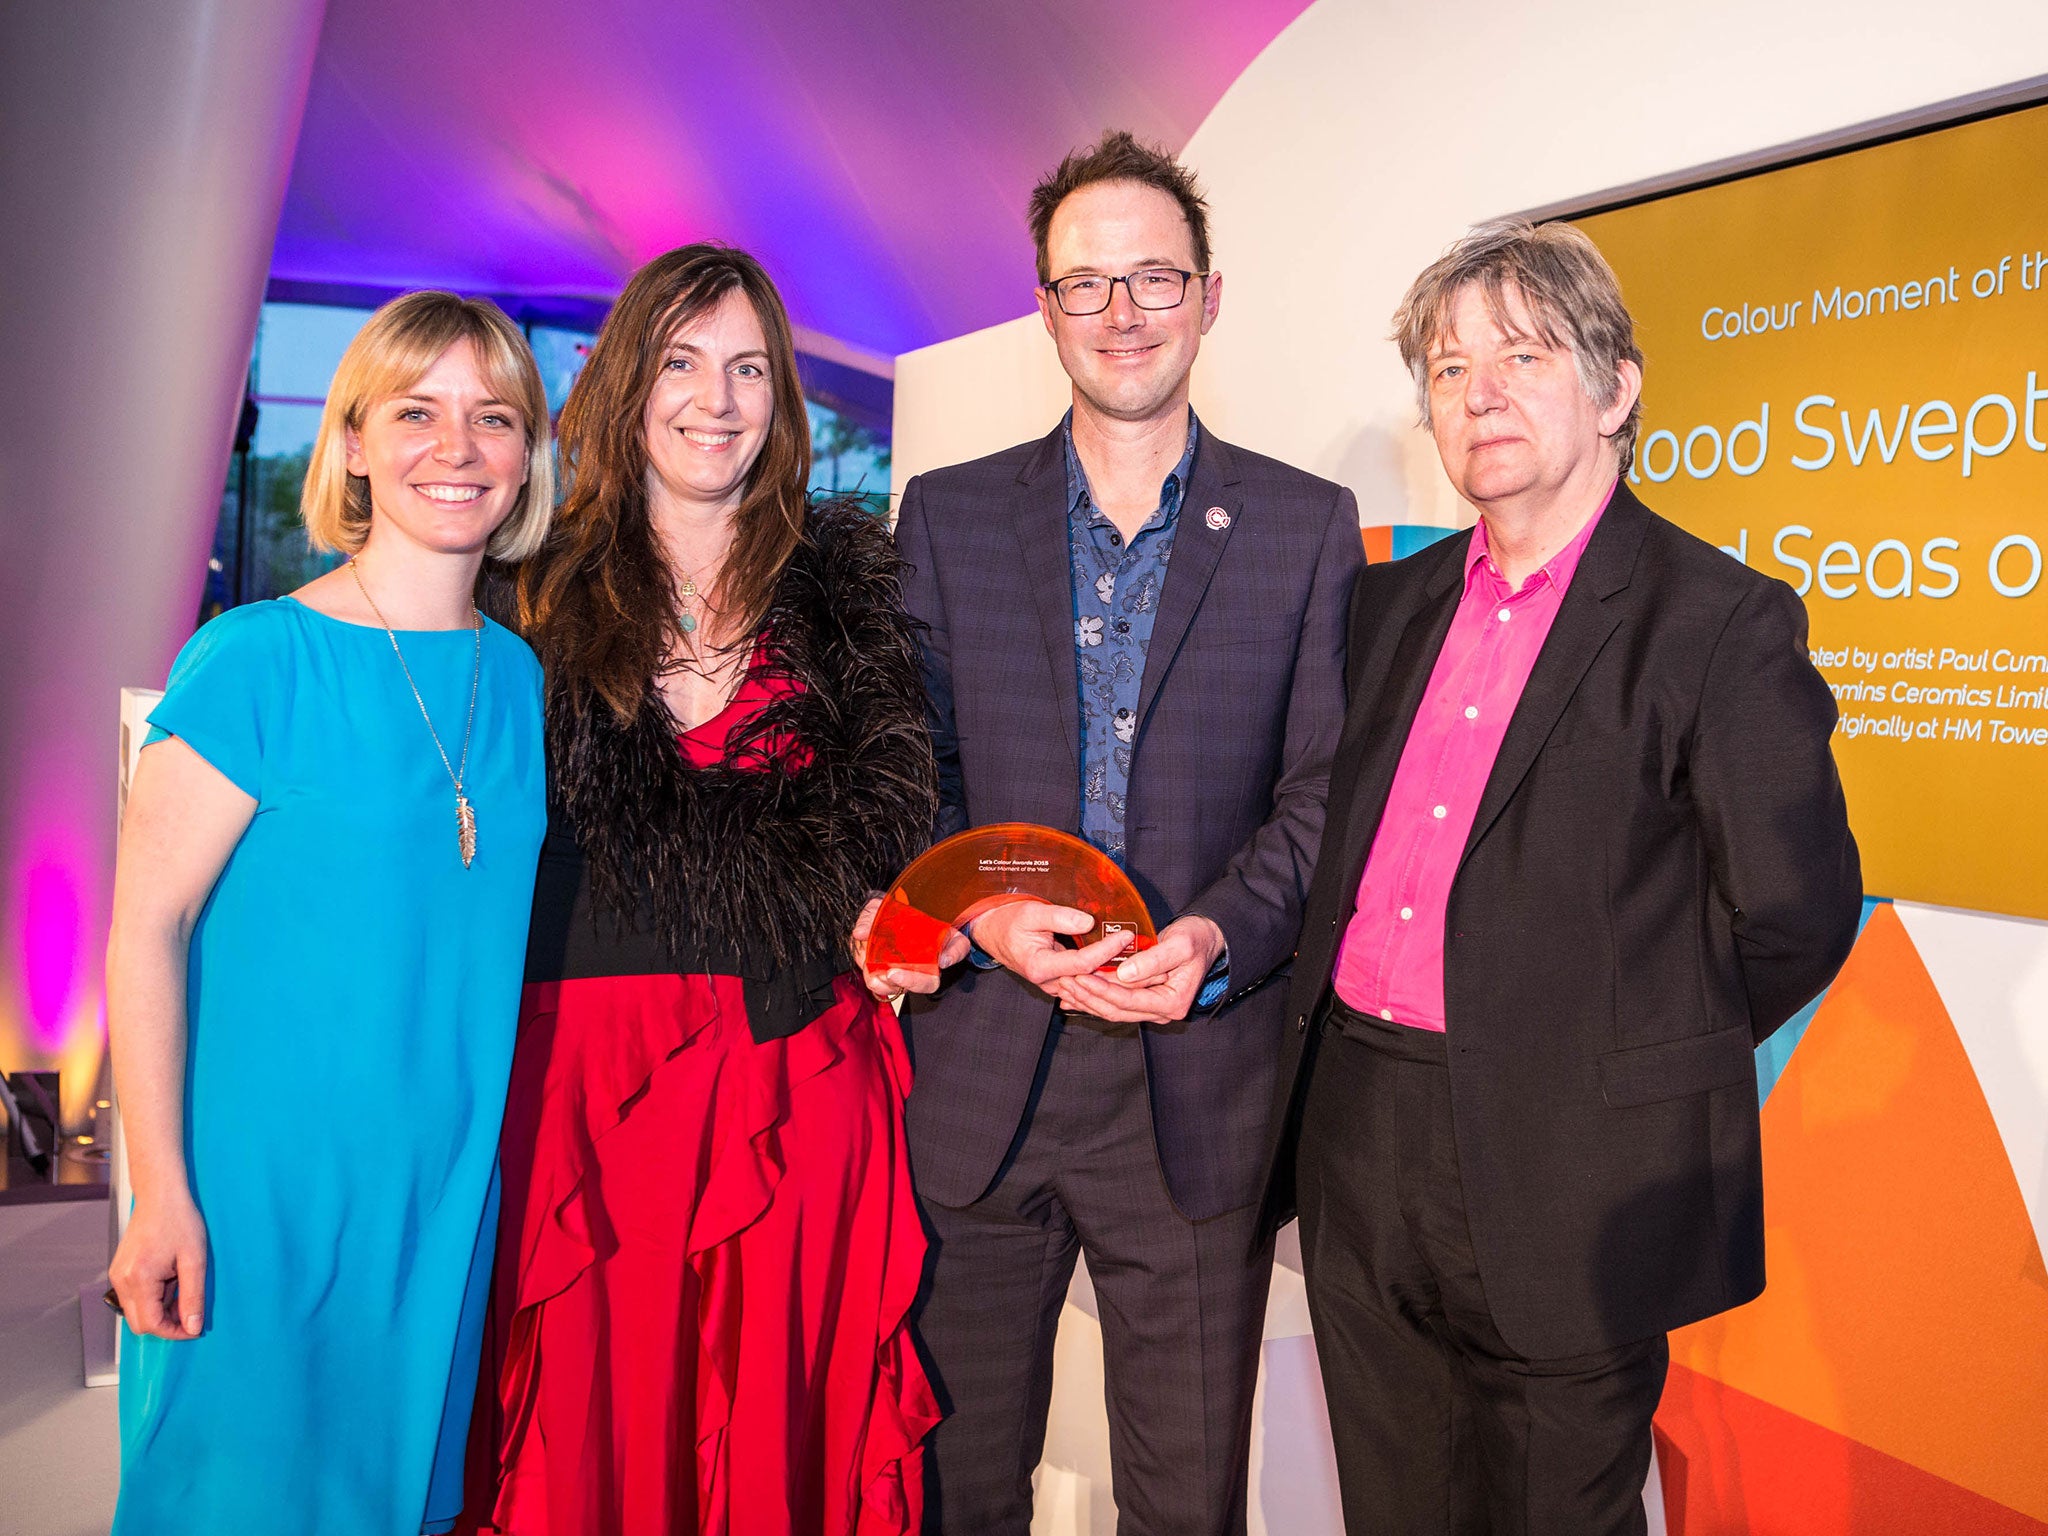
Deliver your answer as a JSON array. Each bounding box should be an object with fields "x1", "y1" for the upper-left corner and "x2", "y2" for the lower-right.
[{"x1": 1259, "y1": 221, "x2": 1862, "y2": 1534}]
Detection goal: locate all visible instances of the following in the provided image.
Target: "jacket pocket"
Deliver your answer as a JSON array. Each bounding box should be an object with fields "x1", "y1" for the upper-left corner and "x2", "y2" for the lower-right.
[
  {"x1": 1598, "y1": 1025, "x2": 1754, "y2": 1108},
  {"x1": 1538, "y1": 726, "x2": 1644, "y2": 768}
]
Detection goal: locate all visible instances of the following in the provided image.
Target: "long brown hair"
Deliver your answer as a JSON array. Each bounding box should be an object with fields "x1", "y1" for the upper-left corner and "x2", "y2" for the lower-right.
[{"x1": 518, "y1": 245, "x2": 812, "y2": 720}]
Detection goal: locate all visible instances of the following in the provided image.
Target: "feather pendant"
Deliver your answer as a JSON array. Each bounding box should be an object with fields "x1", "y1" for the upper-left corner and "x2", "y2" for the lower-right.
[{"x1": 456, "y1": 793, "x2": 478, "y2": 869}]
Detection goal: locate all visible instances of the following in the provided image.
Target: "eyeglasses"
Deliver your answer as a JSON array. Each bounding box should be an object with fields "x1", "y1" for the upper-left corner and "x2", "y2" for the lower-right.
[{"x1": 1044, "y1": 268, "x2": 1209, "y2": 316}]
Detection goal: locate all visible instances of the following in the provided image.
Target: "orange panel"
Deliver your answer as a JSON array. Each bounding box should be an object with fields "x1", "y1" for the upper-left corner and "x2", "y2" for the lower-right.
[
  {"x1": 1361, "y1": 524, "x2": 1392, "y2": 565},
  {"x1": 1657, "y1": 1364, "x2": 2048, "y2": 1535},
  {"x1": 1663, "y1": 904, "x2": 2048, "y2": 1519}
]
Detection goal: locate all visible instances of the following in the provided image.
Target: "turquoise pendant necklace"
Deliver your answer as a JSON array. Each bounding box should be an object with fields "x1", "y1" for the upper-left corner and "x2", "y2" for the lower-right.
[{"x1": 679, "y1": 570, "x2": 706, "y2": 633}]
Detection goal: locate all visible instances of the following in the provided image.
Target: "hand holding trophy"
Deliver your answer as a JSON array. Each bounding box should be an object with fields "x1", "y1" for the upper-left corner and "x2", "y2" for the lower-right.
[{"x1": 856, "y1": 823, "x2": 1157, "y2": 1001}]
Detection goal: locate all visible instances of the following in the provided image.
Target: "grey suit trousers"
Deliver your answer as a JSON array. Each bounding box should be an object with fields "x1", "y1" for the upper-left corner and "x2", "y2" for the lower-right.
[{"x1": 916, "y1": 1017, "x2": 1274, "y2": 1536}]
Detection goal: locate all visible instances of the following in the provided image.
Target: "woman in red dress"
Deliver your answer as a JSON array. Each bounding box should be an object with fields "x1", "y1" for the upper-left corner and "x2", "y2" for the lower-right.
[{"x1": 461, "y1": 246, "x2": 941, "y2": 1535}]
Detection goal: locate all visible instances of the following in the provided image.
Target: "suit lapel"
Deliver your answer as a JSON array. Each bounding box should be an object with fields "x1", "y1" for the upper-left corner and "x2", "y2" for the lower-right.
[
  {"x1": 1459, "y1": 487, "x2": 1650, "y2": 866},
  {"x1": 1011, "y1": 425, "x2": 1083, "y2": 774},
  {"x1": 1329, "y1": 545, "x2": 1465, "y2": 903},
  {"x1": 1135, "y1": 431, "x2": 1240, "y2": 731}
]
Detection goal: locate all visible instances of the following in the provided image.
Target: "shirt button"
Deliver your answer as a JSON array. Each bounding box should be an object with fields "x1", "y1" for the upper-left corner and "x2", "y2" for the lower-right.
[
  {"x1": 1498, "y1": 608, "x2": 1512, "y2": 622},
  {"x1": 1380, "y1": 1008, "x2": 1393, "y2": 1021},
  {"x1": 1464, "y1": 705, "x2": 1479, "y2": 720},
  {"x1": 1399, "y1": 906, "x2": 1413, "y2": 921},
  {"x1": 1114, "y1": 619, "x2": 1130, "y2": 634},
  {"x1": 1110, "y1": 533, "x2": 1122, "y2": 547},
  {"x1": 1432, "y1": 804, "x2": 1446, "y2": 819}
]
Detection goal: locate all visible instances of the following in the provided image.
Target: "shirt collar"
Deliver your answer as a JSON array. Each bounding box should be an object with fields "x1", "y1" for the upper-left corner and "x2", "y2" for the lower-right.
[
  {"x1": 1465, "y1": 477, "x2": 1618, "y2": 597},
  {"x1": 1062, "y1": 409, "x2": 1201, "y2": 526}
]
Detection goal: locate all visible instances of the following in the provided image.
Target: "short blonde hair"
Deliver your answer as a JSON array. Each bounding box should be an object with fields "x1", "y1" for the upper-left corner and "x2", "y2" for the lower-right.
[
  {"x1": 302, "y1": 291, "x2": 555, "y2": 561},
  {"x1": 1392, "y1": 219, "x2": 1645, "y2": 472}
]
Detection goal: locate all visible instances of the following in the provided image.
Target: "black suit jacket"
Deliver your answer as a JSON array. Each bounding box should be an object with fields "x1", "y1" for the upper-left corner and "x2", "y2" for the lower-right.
[
  {"x1": 1264, "y1": 484, "x2": 1861, "y2": 1358},
  {"x1": 896, "y1": 422, "x2": 1364, "y2": 1222}
]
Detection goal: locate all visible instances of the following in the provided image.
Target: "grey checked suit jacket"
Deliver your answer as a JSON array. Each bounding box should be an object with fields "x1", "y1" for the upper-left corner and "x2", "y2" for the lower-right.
[{"x1": 895, "y1": 422, "x2": 1364, "y2": 1222}]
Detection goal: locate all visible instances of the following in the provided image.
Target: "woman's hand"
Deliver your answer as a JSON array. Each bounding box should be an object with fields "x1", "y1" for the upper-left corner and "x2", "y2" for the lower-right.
[
  {"x1": 852, "y1": 895, "x2": 969, "y2": 1001},
  {"x1": 110, "y1": 1192, "x2": 209, "y2": 1339}
]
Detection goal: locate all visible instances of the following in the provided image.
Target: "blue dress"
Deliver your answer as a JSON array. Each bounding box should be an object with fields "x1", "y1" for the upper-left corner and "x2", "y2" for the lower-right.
[{"x1": 114, "y1": 596, "x2": 545, "y2": 1536}]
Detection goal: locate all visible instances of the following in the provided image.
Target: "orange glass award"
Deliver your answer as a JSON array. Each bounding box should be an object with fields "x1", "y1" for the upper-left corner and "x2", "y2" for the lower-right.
[{"x1": 864, "y1": 823, "x2": 1158, "y2": 980}]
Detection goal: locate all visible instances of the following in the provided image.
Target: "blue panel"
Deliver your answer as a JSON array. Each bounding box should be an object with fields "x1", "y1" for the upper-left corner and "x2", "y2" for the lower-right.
[
  {"x1": 1390, "y1": 524, "x2": 1463, "y2": 560},
  {"x1": 1755, "y1": 897, "x2": 1888, "y2": 1104}
]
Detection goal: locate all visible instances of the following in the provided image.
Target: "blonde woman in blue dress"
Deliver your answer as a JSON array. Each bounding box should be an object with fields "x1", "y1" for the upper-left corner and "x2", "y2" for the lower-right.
[{"x1": 107, "y1": 292, "x2": 554, "y2": 1535}]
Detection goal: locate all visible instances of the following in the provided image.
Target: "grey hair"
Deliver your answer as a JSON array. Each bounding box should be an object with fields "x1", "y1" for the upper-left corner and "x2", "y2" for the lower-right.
[{"x1": 1390, "y1": 218, "x2": 1644, "y2": 472}]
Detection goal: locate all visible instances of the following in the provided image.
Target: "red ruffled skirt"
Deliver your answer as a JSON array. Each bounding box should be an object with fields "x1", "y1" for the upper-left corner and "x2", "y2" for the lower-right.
[{"x1": 460, "y1": 971, "x2": 938, "y2": 1535}]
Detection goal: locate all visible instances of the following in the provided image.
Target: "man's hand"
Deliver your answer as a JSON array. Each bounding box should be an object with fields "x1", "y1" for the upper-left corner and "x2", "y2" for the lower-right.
[
  {"x1": 853, "y1": 895, "x2": 970, "y2": 1001},
  {"x1": 1047, "y1": 914, "x2": 1225, "y2": 1024},
  {"x1": 969, "y1": 899, "x2": 1135, "y2": 988}
]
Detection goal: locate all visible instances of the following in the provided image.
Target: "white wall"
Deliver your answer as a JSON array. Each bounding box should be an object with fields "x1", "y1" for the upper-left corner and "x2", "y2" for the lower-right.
[
  {"x1": 897, "y1": 0, "x2": 2048, "y2": 519},
  {"x1": 898, "y1": 4, "x2": 2048, "y2": 1532},
  {"x1": 0, "y1": 0, "x2": 330, "y2": 1110}
]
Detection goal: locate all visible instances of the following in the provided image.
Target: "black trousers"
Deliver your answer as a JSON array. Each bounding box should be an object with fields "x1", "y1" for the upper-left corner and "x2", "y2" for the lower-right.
[
  {"x1": 1296, "y1": 1000, "x2": 1669, "y2": 1536},
  {"x1": 914, "y1": 1017, "x2": 1274, "y2": 1536}
]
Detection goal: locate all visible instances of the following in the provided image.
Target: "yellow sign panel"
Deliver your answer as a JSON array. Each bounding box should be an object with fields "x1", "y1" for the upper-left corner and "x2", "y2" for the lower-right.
[{"x1": 1578, "y1": 105, "x2": 2048, "y2": 920}]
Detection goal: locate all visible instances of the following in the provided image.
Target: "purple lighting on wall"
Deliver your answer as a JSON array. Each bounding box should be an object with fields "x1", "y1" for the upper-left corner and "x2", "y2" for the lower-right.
[
  {"x1": 17, "y1": 843, "x2": 85, "y2": 1051},
  {"x1": 269, "y1": 0, "x2": 1315, "y2": 355}
]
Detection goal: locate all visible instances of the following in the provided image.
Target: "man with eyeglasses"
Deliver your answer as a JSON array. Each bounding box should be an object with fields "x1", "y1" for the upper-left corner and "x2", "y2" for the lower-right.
[{"x1": 893, "y1": 129, "x2": 1364, "y2": 1535}]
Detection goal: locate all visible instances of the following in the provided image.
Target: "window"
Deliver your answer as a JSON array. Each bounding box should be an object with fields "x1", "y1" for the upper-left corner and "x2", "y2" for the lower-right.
[
  {"x1": 200, "y1": 303, "x2": 373, "y2": 623},
  {"x1": 201, "y1": 298, "x2": 894, "y2": 623},
  {"x1": 807, "y1": 400, "x2": 891, "y2": 515},
  {"x1": 528, "y1": 325, "x2": 597, "y2": 417}
]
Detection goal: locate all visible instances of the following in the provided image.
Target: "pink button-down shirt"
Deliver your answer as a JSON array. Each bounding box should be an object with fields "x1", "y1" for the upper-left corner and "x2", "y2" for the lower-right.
[{"x1": 1332, "y1": 487, "x2": 1613, "y2": 1031}]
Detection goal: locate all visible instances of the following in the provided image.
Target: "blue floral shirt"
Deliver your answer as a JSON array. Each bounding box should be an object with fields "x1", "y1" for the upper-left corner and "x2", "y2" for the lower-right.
[
  {"x1": 1062, "y1": 410, "x2": 1227, "y2": 1005},
  {"x1": 1065, "y1": 411, "x2": 1195, "y2": 864}
]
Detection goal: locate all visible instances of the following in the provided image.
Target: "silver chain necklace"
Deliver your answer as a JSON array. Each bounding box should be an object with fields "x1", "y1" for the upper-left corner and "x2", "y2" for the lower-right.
[{"x1": 348, "y1": 557, "x2": 483, "y2": 868}]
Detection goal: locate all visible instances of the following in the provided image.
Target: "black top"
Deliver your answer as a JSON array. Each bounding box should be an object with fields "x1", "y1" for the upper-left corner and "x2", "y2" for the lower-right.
[
  {"x1": 523, "y1": 816, "x2": 844, "y2": 1042},
  {"x1": 520, "y1": 501, "x2": 938, "y2": 1045}
]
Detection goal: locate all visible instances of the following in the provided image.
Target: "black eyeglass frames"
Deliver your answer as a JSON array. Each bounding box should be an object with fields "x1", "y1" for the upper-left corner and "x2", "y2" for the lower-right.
[{"x1": 1044, "y1": 268, "x2": 1210, "y2": 316}]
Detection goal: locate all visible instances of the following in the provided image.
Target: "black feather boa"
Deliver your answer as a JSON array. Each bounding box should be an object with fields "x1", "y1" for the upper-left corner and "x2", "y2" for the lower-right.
[{"x1": 545, "y1": 499, "x2": 937, "y2": 970}]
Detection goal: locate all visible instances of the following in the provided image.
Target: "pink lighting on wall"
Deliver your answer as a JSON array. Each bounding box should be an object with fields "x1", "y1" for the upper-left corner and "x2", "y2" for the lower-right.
[
  {"x1": 0, "y1": 0, "x2": 327, "y2": 1126},
  {"x1": 17, "y1": 843, "x2": 86, "y2": 1053},
  {"x1": 268, "y1": 0, "x2": 1317, "y2": 356}
]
